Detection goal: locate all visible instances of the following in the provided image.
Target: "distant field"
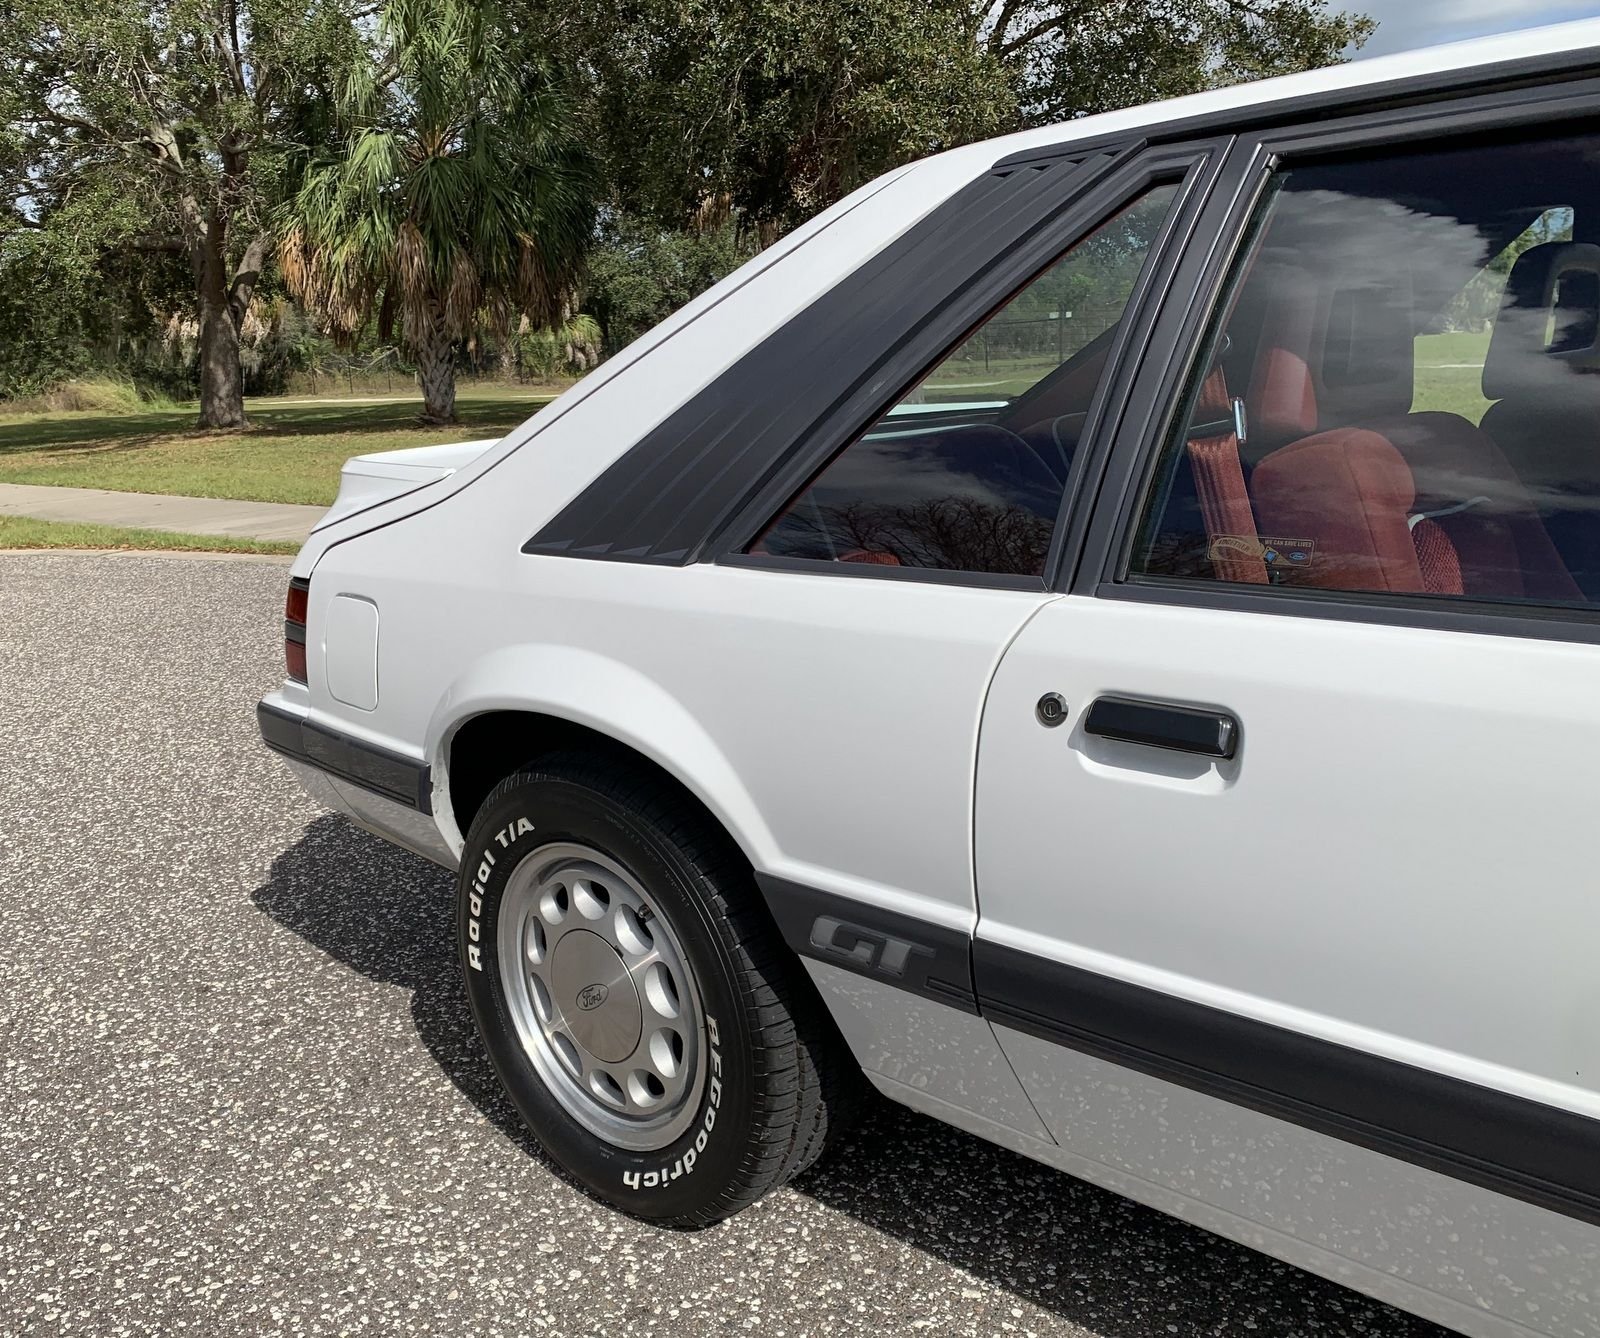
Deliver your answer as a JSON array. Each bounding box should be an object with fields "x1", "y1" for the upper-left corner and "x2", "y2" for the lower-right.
[
  {"x1": 1414, "y1": 330, "x2": 1492, "y2": 423},
  {"x1": 914, "y1": 332, "x2": 1498, "y2": 423},
  {"x1": 920, "y1": 356, "x2": 1059, "y2": 402},
  {"x1": 0, "y1": 385, "x2": 560, "y2": 506}
]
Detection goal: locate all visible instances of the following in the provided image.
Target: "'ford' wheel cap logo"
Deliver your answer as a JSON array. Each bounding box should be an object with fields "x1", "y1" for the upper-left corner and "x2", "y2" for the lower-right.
[{"x1": 576, "y1": 983, "x2": 609, "y2": 1011}]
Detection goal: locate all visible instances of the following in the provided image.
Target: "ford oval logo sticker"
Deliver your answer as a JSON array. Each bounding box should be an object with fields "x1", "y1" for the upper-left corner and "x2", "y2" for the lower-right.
[{"x1": 576, "y1": 983, "x2": 609, "y2": 1011}]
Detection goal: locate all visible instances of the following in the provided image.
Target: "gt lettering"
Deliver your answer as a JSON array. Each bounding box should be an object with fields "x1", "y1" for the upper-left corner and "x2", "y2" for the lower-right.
[{"x1": 808, "y1": 914, "x2": 935, "y2": 979}]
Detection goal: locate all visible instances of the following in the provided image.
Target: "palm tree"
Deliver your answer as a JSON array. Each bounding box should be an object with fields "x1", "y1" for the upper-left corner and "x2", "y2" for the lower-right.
[{"x1": 279, "y1": 0, "x2": 594, "y2": 423}]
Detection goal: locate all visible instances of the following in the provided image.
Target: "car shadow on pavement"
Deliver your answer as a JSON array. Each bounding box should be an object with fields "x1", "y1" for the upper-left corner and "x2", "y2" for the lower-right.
[
  {"x1": 251, "y1": 813, "x2": 549, "y2": 1164},
  {"x1": 790, "y1": 1109, "x2": 1444, "y2": 1336},
  {"x1": 255, "y1": 814, "x2": 1441, "y2": 1338}
]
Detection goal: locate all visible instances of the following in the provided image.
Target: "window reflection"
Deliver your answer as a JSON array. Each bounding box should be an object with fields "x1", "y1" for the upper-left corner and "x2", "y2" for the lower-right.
[
  {"x1": 1132, "y1": 130, "x2": 1600, "y2": 606},
  {"x1": 752, "y1": 184, "x2": 1181, "y2": 577}
]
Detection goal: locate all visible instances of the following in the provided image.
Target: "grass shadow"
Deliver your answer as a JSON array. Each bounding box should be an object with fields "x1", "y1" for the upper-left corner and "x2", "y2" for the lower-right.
[
  {"x1": 0, "y1": 394, "x2": 554, "y2": 456},
  {"x1": 0, "y1": 413, "x2": 194, "y2": 454}
]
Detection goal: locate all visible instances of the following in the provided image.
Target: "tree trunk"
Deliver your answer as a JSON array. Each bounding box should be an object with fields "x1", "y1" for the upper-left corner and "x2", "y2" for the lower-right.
[
  {"x1": 415, "y1": 319, "x2": 458, "y2": 424},
  {"x1": 197, "y1": 296, "x2": 246, "y2": 429},
  {"x1": 195, "y1": 216, "x2": 247, "y2": 430}
]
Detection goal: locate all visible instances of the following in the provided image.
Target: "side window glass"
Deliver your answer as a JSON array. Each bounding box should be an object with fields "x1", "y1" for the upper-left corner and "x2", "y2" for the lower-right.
[
  {"x1": 1415, "y1": 208, "x2": 1573, "y2": 425},
  {"x1": 749, "y1": 184, "x2": 1180, "y2": 578},
  {"x1": 1131, "y1": 128, "x2": 1600, "y2": 607}
]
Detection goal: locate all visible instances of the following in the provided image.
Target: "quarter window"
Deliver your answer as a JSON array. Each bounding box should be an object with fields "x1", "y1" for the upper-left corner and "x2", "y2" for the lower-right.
[
  {"x1": 1131, "y1": 129, "x2": 1600, "y2": 606},
  {"x1": 749, "y1": 184, "x2": 1180, "y2": 578}
]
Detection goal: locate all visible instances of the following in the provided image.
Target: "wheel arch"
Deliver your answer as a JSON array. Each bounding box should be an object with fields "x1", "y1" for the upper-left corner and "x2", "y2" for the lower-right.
[{"x1": 428, "y1": 645, "x2": 780, "y2": 875}]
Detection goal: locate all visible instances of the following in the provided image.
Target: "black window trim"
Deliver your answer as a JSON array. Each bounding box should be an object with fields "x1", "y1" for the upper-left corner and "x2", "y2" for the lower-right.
[
  {"x1": 526, "y1": 141, "x2": 1153, "y2": 567},
  {"x1": 1036, "y1": 144, "x2": 1239, "y2": 593},
  {"x1": 716, "y1": 139, "x2": 1230, "y2": 591},
  {"x1": 1071, "y1": 77, "x2": 1600, "y2": 646}
]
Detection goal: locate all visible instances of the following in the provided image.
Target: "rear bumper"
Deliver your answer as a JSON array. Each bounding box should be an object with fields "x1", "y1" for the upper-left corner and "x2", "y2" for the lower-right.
[
  {"x1": 257, "y1": 695, "x2": 455, "y2": 868},
  {"x1": 257, "y1": 698, "x2": 432, "y2": 811}
]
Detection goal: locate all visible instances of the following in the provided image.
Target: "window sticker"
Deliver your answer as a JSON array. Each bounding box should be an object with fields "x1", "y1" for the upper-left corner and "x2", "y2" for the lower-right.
[
  {"x1": 1207, "y1": 534, "x2": 1315, "y2": 578},
  {"x1": 1260, "y1": 536, "x2": 1316, "y2": 570}
]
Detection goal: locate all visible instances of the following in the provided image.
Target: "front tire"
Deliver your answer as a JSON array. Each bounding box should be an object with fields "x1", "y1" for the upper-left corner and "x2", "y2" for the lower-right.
[{"x1": 457, "y1": 752, "x2": 858, "y2": 1226}]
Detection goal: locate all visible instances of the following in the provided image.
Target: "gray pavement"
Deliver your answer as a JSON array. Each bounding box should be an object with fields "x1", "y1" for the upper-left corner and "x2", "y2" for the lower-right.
[
  {"x1": 0, "y1": 552, "x2": 1447, "y2": 1338},
  {"x1": 0, "y1": 481, "x2": 325, "y2": 542}
]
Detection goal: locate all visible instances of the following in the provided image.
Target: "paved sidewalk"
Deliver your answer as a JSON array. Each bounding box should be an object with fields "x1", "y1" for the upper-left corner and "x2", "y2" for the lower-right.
[{"x1": 0, "y1": 482, "x2": 324, "y2": 542}]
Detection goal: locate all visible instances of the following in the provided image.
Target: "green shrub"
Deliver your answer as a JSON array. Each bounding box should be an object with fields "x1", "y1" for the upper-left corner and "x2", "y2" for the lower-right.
[
  {"x1": 0, "y1": 375, "x2": 177, "y2": 417},
  {"x1": 585, "y1": 217, "x2": 757, "y2": 354}
]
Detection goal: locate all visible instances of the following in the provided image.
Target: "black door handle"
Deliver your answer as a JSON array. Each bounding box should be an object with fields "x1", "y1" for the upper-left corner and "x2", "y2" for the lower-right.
[{"x1": 1083, "y1": 696, "x2": 1239, "y2": 759}]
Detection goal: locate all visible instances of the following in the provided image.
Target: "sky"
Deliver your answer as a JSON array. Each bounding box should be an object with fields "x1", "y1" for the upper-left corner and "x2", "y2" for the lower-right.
[{"x1": 1352, "y1": 0, "x2": 1600, "y2": 59}]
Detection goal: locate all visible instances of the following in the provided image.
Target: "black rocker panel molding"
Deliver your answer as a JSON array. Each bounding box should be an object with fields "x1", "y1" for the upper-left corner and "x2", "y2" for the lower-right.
[
  {"x1": 977, "y1": 939, "x2": 1600, "y2": 1230},
  {"x1": 754, "y1": 870, "x2": 1600, "y2": 1228},
  {"x1": 757, "y1": 874, "x2": 978, "y2": 1014}
]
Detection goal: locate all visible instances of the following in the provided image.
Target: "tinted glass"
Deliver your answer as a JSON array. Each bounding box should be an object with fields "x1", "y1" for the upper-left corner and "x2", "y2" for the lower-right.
[
  {"x1": 1131, "y1": 129, "x2": 1600, "y2": 606},
  {"x1": 750, "y1": 185, "x2": 1180, "y2": 577}
]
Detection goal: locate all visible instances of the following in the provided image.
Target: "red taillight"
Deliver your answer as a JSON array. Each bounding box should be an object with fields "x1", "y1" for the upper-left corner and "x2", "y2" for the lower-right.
[{"x1": 285, "y1": 577, "x2": 309, "y2": 682}]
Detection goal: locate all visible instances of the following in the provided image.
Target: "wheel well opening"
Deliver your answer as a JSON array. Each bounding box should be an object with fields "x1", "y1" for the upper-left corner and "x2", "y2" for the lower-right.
[{"x1": 446, "y1": 711, "x2": 746, "y2": 866}]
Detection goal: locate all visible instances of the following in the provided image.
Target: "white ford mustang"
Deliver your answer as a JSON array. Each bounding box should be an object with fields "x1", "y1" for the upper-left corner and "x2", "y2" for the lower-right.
[{"x1": 260, "y1": 20, "x2": 1600, "y2": 1336}]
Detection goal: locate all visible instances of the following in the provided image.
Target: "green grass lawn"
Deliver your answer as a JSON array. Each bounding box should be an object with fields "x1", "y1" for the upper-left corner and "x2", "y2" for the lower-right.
[
  {"x1": 1413, "y1": 330, "x2": 1493, "y2": 423},
  {"x1": 920, "y1": 356, "x2": 1062, "y2": 401},
  {"x1": 0, "y1": 385, "x2": 560, "y2": 506},
  {"x1": 0, "y1": 334, "x2": 1504, "y2": 520},
  {"x1": 0, "y1": 515, "x2": 298, "y2": 554},
  {"x1": 916, "y1": 333, "x2": 1500, "y2": 422}
]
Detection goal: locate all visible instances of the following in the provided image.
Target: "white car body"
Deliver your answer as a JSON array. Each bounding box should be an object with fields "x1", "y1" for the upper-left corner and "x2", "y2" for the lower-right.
[{"x1": 261, "y1": 21, "x2": 1600, "y2": 1336}]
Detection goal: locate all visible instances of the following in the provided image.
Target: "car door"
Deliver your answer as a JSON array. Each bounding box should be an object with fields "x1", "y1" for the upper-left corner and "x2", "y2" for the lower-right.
[{"x1": 972, "y1": 93, "x2": 1600, "y2": 1336}]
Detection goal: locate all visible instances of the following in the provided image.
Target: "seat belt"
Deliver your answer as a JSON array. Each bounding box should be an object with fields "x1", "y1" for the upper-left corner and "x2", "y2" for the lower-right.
[{"x1": 1186, "y1": 363, "x2": 1268, "y2": 585}]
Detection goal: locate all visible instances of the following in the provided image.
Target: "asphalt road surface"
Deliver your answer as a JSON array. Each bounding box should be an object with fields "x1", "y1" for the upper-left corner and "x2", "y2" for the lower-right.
[{"x1": 0, "y1": 553, "x2": 1449, "y2": 1338}]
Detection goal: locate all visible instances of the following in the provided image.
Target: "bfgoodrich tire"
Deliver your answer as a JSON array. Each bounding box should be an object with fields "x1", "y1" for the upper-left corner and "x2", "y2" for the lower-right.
[{"x1": 457, "y1": 752, "x2": 860, "y2": 1226}]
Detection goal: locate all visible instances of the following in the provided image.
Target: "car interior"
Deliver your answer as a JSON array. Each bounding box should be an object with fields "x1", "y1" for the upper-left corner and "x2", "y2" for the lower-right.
[
  {"x1": 756, "y1": 129, "x2": 1600, "y2": 602},
  {"x1": 750, "y1": 191, "x2": 1175, "y2": 577},
  {"x1": 1135, "y1": 128, "x2": 1600, "y2": 606}
]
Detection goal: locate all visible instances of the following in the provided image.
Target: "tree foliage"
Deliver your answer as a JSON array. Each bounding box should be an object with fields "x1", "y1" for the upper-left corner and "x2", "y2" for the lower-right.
[
  {"x1": 584, "y1": 215, "x2": 758, "y2": 354},
  {"x1": 525, "y1": 0, "x2": 1371, "y2": 234},
  {"x1": 0, "y1": 0, "x2": 359, "y2": 423},
  {"x1": 981, "y1": 0, "x2": 1375, "y2": 125},
  {"x1": 0, "y1": 224, "x2": 192, "y2": 399},
  {"x1": 280, "y1": 0, "x2": 598, "y2": 422},
  {"x1": 2, "y1": 0, "x2": 1376, "y2": 405},
  {"x1": 529, "y1": 0, "x2": 1018, "y2": 233}
]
